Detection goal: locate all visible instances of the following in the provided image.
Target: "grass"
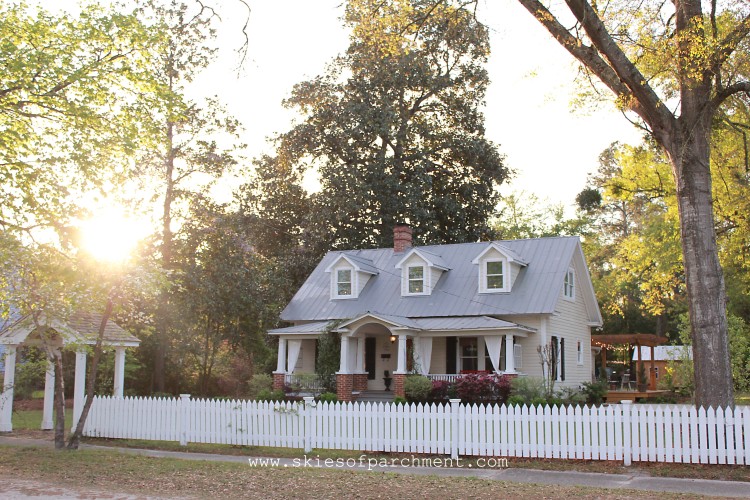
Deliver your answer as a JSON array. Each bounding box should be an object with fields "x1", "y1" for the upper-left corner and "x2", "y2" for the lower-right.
[
  {"x1": 7, "y1": 409, "x2": 750, "y2": 485},
  {"x1": 11, "y1": 409, "x2": 72, "y2": 431},
  {"x1": 0, "y1": 447, "x2": 709, "y2": 499}
]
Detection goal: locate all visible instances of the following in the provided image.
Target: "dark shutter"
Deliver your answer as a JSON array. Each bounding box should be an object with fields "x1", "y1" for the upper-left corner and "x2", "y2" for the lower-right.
[
  {"x1": 551, "y1": 336, "x2": 558, "y2": 380},
  {"x1": 365, "y1": 337, "x2": 376, "y2": 380},
  {"x1": 560, "y1": 338, "x2": 566, "y2": 381},
  {"x1": 446, "y1": 336, "x2": 457, "y2": 374}
]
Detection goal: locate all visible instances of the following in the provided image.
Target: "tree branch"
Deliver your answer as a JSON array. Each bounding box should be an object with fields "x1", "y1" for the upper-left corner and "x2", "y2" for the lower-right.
[
  {"x1": 715, "y1": 13, "x2": 750, "y2": 68},
  {"x1": 711, "y1": 81, "x2": 750, "y2": 109}
]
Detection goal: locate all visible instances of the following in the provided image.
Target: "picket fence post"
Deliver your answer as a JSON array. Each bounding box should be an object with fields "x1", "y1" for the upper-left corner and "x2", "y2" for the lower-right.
[
  {"x1": 303, "y1": 396, "x2": 315, "y2": 453},
  {"x1": 450, "y1": 399, "x2": 461, "y2": 460},
  {"x1": 179, "y1": 394, "x2": 191, "y2": 446},
  {"x1": 621, "y1": 401, "x2": 632, "y2": 466}
]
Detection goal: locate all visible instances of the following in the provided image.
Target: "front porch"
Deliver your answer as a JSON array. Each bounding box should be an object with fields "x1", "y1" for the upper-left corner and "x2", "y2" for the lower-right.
[{"x1": 269, "y1": 313, "x2": 534, "y2": 402}]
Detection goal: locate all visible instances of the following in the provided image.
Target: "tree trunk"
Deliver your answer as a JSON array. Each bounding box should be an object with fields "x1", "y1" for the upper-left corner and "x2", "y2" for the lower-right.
[
  {"x1": 67, "y1": 299, "x2": 113, "y2": 449},
  {"x1": 53, "y1": 350, "x2": 66, "y2": 449},
  {"x1": 667, "y1": 125, "x2": 734, "y2": 408}
]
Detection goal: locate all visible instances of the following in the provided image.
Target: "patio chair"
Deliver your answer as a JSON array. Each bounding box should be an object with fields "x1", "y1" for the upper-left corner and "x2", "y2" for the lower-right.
[{"x1": 620, "y1": 372, "x2": 635, "y2": 390}]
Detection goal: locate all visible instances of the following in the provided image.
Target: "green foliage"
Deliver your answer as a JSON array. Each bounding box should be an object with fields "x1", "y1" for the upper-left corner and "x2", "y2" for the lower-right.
[
  {"x1": 317, "y1": 392, "x2": 338, "y2": 403},
  {"x1": 246, "y1": 374, "x2": 273, "y2": 399},
  {"x1": 505, "y1": 395, "x2": 525, "y2": 407},
  {"x1": 403, "y1": 375, "x2": 433, "y2": 403},
  {"x1": 244, "y1": 0, "x2": 508, "y2": 258},
  {"x1": 580, "y1": 380, "x2": 608, "y2": 406},
  {"x1": 315, "y1": 324, "x2": 342, "y2": 393},
  {"x1": 509, "y1": 377, "x2": 547, "y2": 404},
  {"x1": 14, "y1": 350, "x2": 47, "y2": 400},
  {"x1": 255, "y1": 389, "x2": 285, "y2": 402},
  {"x1": 393, "y1": 396, "x2": 408, "y2": 405}
]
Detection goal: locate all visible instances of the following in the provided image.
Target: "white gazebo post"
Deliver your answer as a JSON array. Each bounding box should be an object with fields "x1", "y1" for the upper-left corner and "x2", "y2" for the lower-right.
[
  {"x1": 72, "y1": 349, "x2": 87, "y2": 430},
  {"x1": 0, "y1": 344, "x2": 18, "y2": 432},
  {"x1": 41, "y1": 357, "x2": 55, "y2": 430},
  {"x1": 276, "y1": 337, "x2": 287, "y2": 373},
  {"x1": 356, "y1": 336, "x2": 366, "y2": 373},
  {"x1": 113, "y1": 347, "x2": 126, "y2": 398},
  {"x1": 504, "y1": 334, "x2": 516, "y2": 374}
]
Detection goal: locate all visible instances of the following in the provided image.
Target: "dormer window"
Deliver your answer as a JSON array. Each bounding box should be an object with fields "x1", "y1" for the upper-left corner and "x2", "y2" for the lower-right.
[
  {"x1": 486, "y1": 260, "x2": 504, "y2": 290},
  {"x1": 563, "y1": 267, "x2": 575, "y2": 300},
  {"x1": 325, "y1": 252, "x2": 378, "y2": 300},
  {"x1": 337, "y1": 269, "x2": 352, "y2": 296},
  {"x1": 472, "y1": 242, "x2": 527, "y2": 294},
  {"x1": 408, "y1": 265, "x2": 425, "y2": 294}
]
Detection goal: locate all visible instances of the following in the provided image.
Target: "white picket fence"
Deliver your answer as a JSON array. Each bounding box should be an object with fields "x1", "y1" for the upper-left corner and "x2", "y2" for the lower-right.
[{"x1": 83, "y1": 395, "x2": 750, "y2": 465}]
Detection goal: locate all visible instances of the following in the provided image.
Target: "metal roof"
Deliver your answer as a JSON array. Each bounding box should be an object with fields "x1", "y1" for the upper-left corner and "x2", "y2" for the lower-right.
[
  {"x1": 268, "y1": 320, "x2": 334, "y2": 335},
  {"x1": 0, "y1": 312, "x2": 140, "y2": 346},
  {"x1": 412, "y1": 316, "x2": 534, "y2": 332},
  {"x1": 281, "y1": 236, "x2": 597, "y2": 322}
]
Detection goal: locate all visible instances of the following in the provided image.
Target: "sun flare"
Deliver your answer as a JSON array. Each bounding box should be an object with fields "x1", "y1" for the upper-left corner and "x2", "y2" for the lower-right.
[{"x1": 79, "y1": 208, "x2": 148, "y2": 263}]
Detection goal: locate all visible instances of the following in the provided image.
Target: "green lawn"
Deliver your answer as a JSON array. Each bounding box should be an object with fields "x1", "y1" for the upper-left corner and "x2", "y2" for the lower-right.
[{"x1": 11, "y1": 410, "x2": 72, "y2": 431}]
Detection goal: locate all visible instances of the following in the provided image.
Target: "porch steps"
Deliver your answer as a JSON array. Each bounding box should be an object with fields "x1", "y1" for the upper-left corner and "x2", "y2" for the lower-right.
[{"x1": 356, "y1": 390, "x2": 395, "y2": 403}]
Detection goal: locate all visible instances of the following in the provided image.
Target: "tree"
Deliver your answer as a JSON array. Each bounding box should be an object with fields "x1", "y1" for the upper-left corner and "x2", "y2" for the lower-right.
[
  {"x1": 504, "y1": 0, "x2": 750, "y2": 407},
  {"x1": 259, "y1": 0, "x2": 508, "y2": 252},
  {"x1": 0, "y1": 2, "x2": 160, "y2": 231},
  {"x1": 132, "y1": 0, "x2": 244, "y2": 392}
]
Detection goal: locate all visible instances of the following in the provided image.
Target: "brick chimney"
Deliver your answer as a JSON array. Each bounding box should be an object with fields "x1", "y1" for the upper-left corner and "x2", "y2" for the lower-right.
[{"x1": 393, "y1": 224, "x2": 412, "y2": 253}]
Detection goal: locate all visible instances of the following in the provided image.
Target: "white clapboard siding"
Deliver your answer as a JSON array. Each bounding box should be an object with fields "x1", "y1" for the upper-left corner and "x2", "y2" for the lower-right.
[{"x1": 83, "y1": 396, "x2": 750, "y2": 465}]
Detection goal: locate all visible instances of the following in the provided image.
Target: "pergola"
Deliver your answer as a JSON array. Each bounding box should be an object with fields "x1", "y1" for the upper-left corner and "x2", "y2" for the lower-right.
[
  {"x1": 0, "y1": 312, "x2": 140, "y2": 432},
  {"x1": 591, "y1": 333, "x2": 669, "y2": 389}
]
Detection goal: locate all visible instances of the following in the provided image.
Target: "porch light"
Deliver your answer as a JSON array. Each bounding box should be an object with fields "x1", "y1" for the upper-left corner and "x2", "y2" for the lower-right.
[{"x1": 390, "y1": 335, "x2": 396, "y2": 344}]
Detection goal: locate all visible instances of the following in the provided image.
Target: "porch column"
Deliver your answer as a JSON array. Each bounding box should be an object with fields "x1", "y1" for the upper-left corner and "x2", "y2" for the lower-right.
[
  {"x1": 276, "y1": 338, "x2": 288, "y2": 373},
  {"x1": 113, "y1": 347, "x2": 126, "y2": 398},
  {"x1": 356, "y1": 337, "x2": 365, "y2": 373},
  {"x1": 339, "y1": 336, "x2": 350, "y2": 373},
  {"x1": 0, "y1": 344, "x2": 18, "y2": 432},
  {"x1": 72, "y1": 349, "x2": 87, "y2": 430},
  {"x1": 42, "y1": 357, "x2": 55, "y2": 429},
  {"x1": 273, "y1": 337, "x2": 287, "y2": 391},
  {"x1": 395, "y1": 334, "x2": 407, "y2": 374},
  {"x1": 504, "y1": 334, "x2": 516, "y2": 374}
]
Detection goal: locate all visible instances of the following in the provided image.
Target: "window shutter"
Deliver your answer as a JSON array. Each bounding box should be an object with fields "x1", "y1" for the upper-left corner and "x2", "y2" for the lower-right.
[
  {"x1": 513, "y1": 344, "x2": 522, "y2": 370},
  {"x1": 560, "y1": 338, "x2": 566, "y2": 381}
]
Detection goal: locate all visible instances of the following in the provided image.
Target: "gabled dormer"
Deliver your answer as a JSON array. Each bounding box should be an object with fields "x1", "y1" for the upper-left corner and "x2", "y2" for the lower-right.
[
  {"x1": 394, "y1": 248, "x2": 450, "y2": 296},
  {"x1": 324, "y1": 253, "x2": 378, "y2": 300},
  {"x1": 471, "y1": 243, "x2": 528, "y2": 294}
]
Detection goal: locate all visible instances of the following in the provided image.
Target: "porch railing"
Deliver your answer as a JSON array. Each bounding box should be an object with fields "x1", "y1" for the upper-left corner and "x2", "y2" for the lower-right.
[
  {"x1": 284, "y1": 373, "x2": 329, "y2": 393},
  {"x1": 426, "y1": 374, "x2": 461, "y2": 382}
]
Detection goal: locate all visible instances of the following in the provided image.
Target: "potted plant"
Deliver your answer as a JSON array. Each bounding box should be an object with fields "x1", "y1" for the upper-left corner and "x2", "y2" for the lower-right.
[
  {"x1": 637, "y1": 362, "x2": 648, "y2": 392},
  {"x1": 383, "y1": 370, "x2": 393, "y2": 391}
]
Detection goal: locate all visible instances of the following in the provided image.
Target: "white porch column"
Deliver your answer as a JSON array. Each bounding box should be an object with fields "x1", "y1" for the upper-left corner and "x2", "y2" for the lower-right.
[
  {"x1": 356, "y1": 337, "x2": 366, "y2": 373},
  {"x1": 41, "y1": 358, "x2": 55, "y2": 429},
  {"x1": 505, "y1": 334, "x2": 516, "y2": 374},
  {"x1": 395, "y1": 334, "x2": 407, "y2": 374},
  {"x1": 72, "y1": 350, "x2": 87, "y2": 430},
  {"x1": 275, "y1": 338, "x2": 288, "y2": 373},
  {"x1": 339, "y1": 336, "x2": 350, "y2": 373},
  {"x1": 113, "y1": 347, "x2": 126, "y2": 398},
  {"x1": 0, "y1": 344, "x2": 18, "y2": 432}
]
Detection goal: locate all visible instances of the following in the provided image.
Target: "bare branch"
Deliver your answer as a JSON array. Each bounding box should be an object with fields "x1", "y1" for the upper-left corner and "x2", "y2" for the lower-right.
[{"x1": 711, "y1": 81, "x2": 750, "y2": 109}]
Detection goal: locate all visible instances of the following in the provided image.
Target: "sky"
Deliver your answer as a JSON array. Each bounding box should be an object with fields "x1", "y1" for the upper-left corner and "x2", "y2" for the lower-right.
[{"x1": 50, "y1": 0, "x2": 643, "y2": 212}]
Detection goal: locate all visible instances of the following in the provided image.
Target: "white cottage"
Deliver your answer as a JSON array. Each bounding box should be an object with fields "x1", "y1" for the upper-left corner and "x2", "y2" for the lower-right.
[{"x1": 269, "y1": 225, "x2": 602, "y2": 401}]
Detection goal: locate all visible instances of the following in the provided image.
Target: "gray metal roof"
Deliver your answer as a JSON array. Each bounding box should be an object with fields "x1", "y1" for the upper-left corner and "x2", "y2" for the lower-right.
[
  {"x1": 412, "y1": 316, "x2": 533, "y2": 331},
  {"x1": 281, "y1": 237, "x2": 591, "y2": 322},
  {"x1": 337, "y1": 253, "x2": 380, "y2": 275},
  {"x1": 268, "y1": 321, "x2": 333, "y2": 335},
  {"x1": 0, "y1": 312, "x2": 140, "y2": 346}
]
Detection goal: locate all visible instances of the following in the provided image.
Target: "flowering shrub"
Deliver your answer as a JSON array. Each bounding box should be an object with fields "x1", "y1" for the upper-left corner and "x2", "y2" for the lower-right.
[
  {"x1": 455, "y1": 373, "x2": 512, "y2": 405},
  {"x1": 430, "y1": 380, "x2": 452, "y2": 401}
]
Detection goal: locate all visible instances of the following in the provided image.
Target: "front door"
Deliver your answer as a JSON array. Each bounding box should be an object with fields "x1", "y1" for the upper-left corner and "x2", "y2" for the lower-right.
[{"x1": 366, "y1": 336, "x2": 396, "y2": 390}]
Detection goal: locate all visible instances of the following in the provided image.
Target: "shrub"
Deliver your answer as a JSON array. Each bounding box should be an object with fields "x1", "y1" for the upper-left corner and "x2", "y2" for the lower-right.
[
  {"x1": 256, "y1": 389, "x2": 285, "y2": 402},
  {"x1": 430, "y1": 380, "x2": 452, "y2": 402},
  {"x1": 506, "y1": 395, "x2": 525, "y2": 407},
  {"x1": 455, "y1": 373, "x2": 512, "y2": 405},
  {"x1": 247, "y1": 373, "x2": 273, "y2": 399},
  {"x1": 509, "y1": 376, "x2": 546, "y2": 404},
  {"x1": 393, "y1": 396, "x2": 408, "y2": 405},
  {"x1": 580, "y1": 380, "x2": 608, "y2": 405},
  {"x1": 557, "y1": 386, "x2": 586, "y2": 406},
  {"x1": 404, "y1": 375, "x2": 433, "y2": 403},
  {"x1": 317, "y1": 392, "x2": 337, "y2": 403}
]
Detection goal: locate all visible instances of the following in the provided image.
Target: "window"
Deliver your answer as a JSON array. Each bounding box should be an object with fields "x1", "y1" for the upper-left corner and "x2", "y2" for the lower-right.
[
  {"x1": 564, "y1": 268, "x2": 575, "y2": 299},
  {"x1": 577, "y1": 341, "x2": 583, "y2": 365},
  {"x1": 459, "y1": 338, "x2": 479, "y2": 371},
  {"x1": 486, "y1": 260, "x2": 504, "y2": 290},
  {"x1": 408, "y1": 265, "x2": 424, "y2": 294},
  {"x1": 336, "y1": 269, "x2": 352, "y2": 297}
]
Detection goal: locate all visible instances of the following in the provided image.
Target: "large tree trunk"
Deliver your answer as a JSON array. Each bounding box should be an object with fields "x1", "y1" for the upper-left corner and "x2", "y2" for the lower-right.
[{"x1": 666, "y1": 121, "x2": 734, "y2": 408}]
